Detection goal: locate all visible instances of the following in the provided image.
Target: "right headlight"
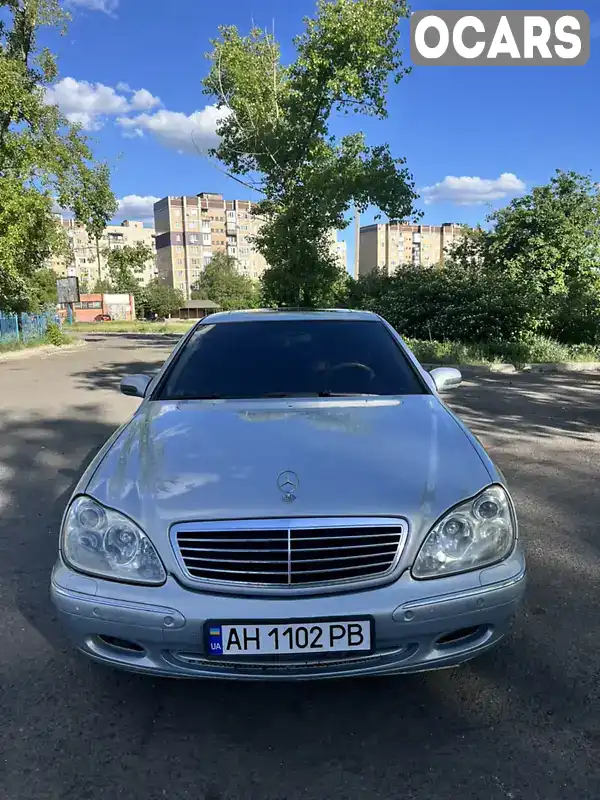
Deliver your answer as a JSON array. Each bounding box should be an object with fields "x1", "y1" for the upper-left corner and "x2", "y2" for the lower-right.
[
  {"x1": 412, "y1": 485, "x2": 516, "y2": 579},
  {"x1": 61, "y1": 496, "x2": 166, "y2": 585}
]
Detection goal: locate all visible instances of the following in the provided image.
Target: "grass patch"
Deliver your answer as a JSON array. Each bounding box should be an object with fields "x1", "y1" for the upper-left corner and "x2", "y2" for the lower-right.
[
  {"x1": 0, "y1": 337, "x2": 45, "y2": 354},
  {"x1": 406, "y1": 335, "x2": 600, "y2": 366},
  {"x1": 69, "y1": 320, "x2": 195, "y2": 334},
  {"x1": 0, "y1": 327, "x2": 75, "y2": 355}
]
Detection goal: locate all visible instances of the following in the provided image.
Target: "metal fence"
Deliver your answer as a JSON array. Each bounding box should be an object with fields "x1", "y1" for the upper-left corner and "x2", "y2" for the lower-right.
[{"x1": 0, "y1": 311, "x2": 61, "y2": 345}]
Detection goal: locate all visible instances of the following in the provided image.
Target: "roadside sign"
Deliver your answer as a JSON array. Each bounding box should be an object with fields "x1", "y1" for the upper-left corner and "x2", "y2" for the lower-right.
[{"x1": 56, "y1": 276, "x2": 80, "y2": 305}]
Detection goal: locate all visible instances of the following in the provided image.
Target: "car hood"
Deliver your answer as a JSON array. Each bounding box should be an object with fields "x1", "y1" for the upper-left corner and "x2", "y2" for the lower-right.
[{"x1": 85, "y1": 397, "x2": 492, "y2": 540}]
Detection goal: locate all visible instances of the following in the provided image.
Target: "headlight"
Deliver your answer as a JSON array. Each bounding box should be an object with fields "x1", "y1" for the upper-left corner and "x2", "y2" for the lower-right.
[
  {"x1": 62, "y1": 496, "x2": 166, "y2": 585},
  {"x1": 412, "y1": 485, "x2": 515, "y2": 579}
]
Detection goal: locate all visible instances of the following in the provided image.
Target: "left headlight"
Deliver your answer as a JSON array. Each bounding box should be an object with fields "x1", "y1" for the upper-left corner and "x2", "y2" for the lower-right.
[
  {"x1": 412, "y1": 485, "x2": 516, "y2": 579},
  {"x1": 61, "y1": 496, "x2": 166, "y2": 585}
]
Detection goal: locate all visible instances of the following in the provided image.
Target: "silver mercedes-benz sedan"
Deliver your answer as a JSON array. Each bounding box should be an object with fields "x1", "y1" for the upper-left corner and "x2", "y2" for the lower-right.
[{"x1": 51, "y1": 309, "x2": 526, "y2": 679}]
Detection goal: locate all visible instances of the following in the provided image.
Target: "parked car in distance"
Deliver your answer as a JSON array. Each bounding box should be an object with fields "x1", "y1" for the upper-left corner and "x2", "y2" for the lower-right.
[
  {"x1": 94, "y1": 314, "x2": 112, "y2": 322},
  {"x1": 51, "y1": 309, "x2": 526, "y2": 679}
]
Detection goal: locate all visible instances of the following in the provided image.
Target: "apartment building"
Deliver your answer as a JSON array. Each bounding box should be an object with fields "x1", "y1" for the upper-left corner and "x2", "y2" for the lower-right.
[
  {"x1": 51, "y1": 218, "x2": 157, "y2": 290},
  {"x1": 326, "y1": 229, "x2": 348, "y2": 273},
  {"x1": 154, "y1": 193, "x2": 269, "y2": 299},
  {"x1": 359, "y1": 222, "x2": 467, "y2": 276}
]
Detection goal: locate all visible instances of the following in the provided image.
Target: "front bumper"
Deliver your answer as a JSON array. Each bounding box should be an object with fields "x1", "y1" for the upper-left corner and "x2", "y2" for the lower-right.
[{"x1": 51, "y1": 550, "x2": 526, "y2": 680}]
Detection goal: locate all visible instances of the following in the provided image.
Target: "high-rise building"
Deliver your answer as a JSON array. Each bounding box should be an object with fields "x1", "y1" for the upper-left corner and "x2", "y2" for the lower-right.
[
  {"x1": 51, "y1": 218, "x2": 157, "y2": 290},
  {"x1": 336, "y1": 239, "x2": 348, "y2": 272},
  {"x1": 359, "y1": 222, "x2": 467, "y2": 275},
  {"x1": 325, "y1": 229, "x2": 349, "y2": 274},
  {"x1": 154, "y1": 193, "x2": 269, "y2": 299}
]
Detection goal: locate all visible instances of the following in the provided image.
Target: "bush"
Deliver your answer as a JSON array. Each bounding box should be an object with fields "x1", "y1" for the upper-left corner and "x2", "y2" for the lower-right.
[
  {"x1": 352, "y1": 266, "x2": 537, "y2": 343},
  {"x1": 405, "y1": 335, "x2": 600, "y2": 366},
  {"x1": 45, "y1": 322, "x2": 70, "y2": 347}
]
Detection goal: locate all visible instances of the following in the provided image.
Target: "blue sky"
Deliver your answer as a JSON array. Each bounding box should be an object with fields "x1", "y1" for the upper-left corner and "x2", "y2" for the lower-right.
[{"x1": 41, "y1": 0, "x2": 599, "y2": 261}]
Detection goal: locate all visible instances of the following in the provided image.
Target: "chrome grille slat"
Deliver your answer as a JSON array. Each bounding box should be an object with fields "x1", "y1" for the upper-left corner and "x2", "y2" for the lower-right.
[
  {"x1": 291, "y1": 560, "x2": 394, "y2": 576},
  {"x1": 179, "y1": 546, "x2": 288, "y2": 553},
  {"x1": 187, "y1": 565, "x2": 289, "y2": 576},
  {"x1": 290, "y1": 551, "x2": 397, "y2": 563},
  {"x1": 178, "y1": 537, "x2": 286, "y2": 544},
  {"x1": 174, "y1": 518, "x2": 407, "y2": 589},
  {"x1": 183, "y1": 556, "x2": 290, "y2": 565},
  {"x1": 292, "y1": 541, "x2": 399, "y2": 552}
]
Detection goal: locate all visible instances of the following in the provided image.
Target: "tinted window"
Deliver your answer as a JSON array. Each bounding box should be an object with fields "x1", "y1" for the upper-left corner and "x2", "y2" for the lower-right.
[{"x1": 157, "y1": 319, "x2": 426, "y2": 400}]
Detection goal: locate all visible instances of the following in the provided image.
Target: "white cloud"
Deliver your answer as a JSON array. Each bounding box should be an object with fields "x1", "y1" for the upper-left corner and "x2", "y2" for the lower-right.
[
  {"x1": 117, "y1": 105, "x2": 226, "y2": 154},
  {"x1": 421, "y1": 173, "x2": 526, "y2": 206},
  {"x1": 131, "y1": 88, "x2": 161, "y2": 111},
  {"x1": 45, "y1": 77, "x2": 162, "y2": 131},
  {"x1": 116, "y1": 195, "x2": 161, "y2": 222},
  {"x1": 45, "y1": 77, "x2": 129, "y2": 130},
  {"x1": 122, "y1": 127, "x2": 144, "y2": 139},
  {"x1": 67, "y1": 0, "x2": 119, "y2": 14}
]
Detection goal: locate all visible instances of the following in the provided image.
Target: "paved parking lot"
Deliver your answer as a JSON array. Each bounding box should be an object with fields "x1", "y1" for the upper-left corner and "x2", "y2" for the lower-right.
[{"x1": 0, "y1": 334, "x2": 598, "y2": 800}]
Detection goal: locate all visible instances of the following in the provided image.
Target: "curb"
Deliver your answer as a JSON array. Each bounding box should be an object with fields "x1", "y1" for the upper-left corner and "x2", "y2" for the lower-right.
[
  {"x1": 423, "y1": 361, "x2": 600, "y2": 376},
  {"x1": 0, "y1": 340, "x2": 86, "y2": 363}
]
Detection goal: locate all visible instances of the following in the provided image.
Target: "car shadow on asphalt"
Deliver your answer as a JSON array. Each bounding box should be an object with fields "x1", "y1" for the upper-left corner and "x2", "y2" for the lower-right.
[{"x1": 1, "y1": 374, "x2": 599, "y2": 799}]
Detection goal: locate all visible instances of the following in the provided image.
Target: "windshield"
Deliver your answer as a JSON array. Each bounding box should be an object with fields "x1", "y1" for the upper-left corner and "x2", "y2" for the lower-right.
[{"x1": 156, "y1": 319, "x2": 426, "y2": 400}]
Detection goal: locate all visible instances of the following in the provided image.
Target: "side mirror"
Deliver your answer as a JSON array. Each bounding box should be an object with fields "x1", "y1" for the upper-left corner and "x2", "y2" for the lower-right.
[
  {"x1": 120, "y1": 374, "x2": 152, "y2": 398},
  {"x1": 429, "y1": 367, "x2": 462, "y2": 392}
]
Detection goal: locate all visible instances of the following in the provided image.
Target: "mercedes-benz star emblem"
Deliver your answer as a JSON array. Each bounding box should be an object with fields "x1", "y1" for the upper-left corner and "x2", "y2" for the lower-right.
[{"x1": 277, "y1": 470, "x2": 299, "y2": 502}]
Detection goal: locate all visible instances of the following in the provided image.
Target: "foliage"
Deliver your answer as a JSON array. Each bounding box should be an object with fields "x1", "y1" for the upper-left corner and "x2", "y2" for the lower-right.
[
  {"x1": 0, "y1": 0, "x2": 117, "y2": 309},
  {"x1": 406, "y1": 336, "x2": 600, "y2": 367},
  {"x1": 351, "y1": 265, "x2": 536, "y2": 344},
  {"x1": 0, "y1": 181, "x2": 65, "y2": 310},
  {"x1": 357, "y1": 171, "x2": 600, "y2": 347},
  {"x1": 191, "y1": 251, "x2": 259, "y2": 310},
  {"x1": 93, "y1": 278, "x2": 113, "y2": 293},
  {"x1": 139, "y1": 280, "x2": 184, "y2": 319},
  {"x1": 28, "y1": 266, "x2": 58, "y2": 310},
  {"x1": 203, "y1": 0, "x2": 418, "y2": 306},
  {"x1": 486, "y1": 171, "x2": 600, "y2": 292},
  {"x1": 45, "y1": 320, "x2": 69, "y2": 346},
  {"x1": 104, "y1": 242, "x2": 153, "y2": 310}
]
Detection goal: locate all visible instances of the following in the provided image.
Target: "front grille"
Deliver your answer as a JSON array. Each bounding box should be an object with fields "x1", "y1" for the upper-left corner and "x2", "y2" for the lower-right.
[
  {"x1": 173, "y1": 518, "x2": 407, "y2": 588},
  {"x1": 168, "y1": 644, "x2": 411, "y2": 672}
]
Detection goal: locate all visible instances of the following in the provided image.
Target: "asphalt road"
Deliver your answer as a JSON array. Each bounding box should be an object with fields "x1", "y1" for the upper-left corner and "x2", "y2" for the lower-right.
[{"x1": 0, "y1": 334, "x2": 598, "y2": 800}]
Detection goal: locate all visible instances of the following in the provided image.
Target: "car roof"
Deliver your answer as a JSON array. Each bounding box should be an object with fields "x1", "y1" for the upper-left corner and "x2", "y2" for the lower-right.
[{"x1": 198, "y1": 308, "x2": 381, "y2": 324}]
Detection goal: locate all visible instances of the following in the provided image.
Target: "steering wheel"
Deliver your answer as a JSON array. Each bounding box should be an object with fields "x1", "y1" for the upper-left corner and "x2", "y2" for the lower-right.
[{"x1": 328, "y1": 362, "x2": 376, "y2": 381}]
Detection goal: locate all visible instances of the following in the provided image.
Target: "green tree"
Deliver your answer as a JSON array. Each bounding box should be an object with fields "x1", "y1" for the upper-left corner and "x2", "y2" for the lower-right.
[
  {"x1": 140, "y1": 280, "x2": 184, "y2": 319},
  {"x1": 487, "y1": 171, "x2": 600, "y2": 293},
  {"x1": 0, "y1": 0, "x2": 117, "y2": 311},
  {"x1": 93, "y1": 278, "x2": 113, "y2": 294},
  {"x1": 203, "y1": 0, "x2": 418, "y2": 307},
  {"x1": 104, "y1": 242, "x2": 154, "y2": 310},
  {"x1": 70, "y1": 164, "x2": 119, "y2": 283},
  {"x1": 443, "y1": 225, "x2": 488, "y2": 272},
  {"x1": 191, "y1": 251, "x2": 259, "y2": 310},
  {"x1": 0, "y1": 180, "x2": 66, "y2": 310},
  {"x1": 481, "y1": 170, "x2": 600, "y2": 340},
  {"x1": 28, "y1": 266, "x2": 58, "y2": 310}
]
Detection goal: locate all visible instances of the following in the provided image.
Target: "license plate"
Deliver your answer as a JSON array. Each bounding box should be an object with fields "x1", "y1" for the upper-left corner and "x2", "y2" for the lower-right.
[{"x1": 205, "y1": 618, "x2": 374, "y2": 657}]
